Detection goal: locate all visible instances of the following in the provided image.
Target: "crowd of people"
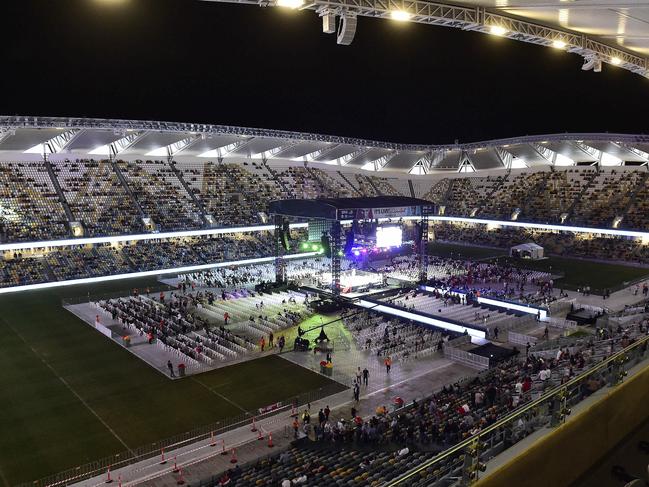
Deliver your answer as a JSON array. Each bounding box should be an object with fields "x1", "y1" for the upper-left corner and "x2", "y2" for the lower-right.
[
  {"x1": 213, "y1": 317, "x2": 649, "y2": 487},
  {"x1": 3, "y1": 162, "x2": 649, "y2": 289},
  {"x1": 432, "y1": 221, "x2": 649, "y2": 265}
]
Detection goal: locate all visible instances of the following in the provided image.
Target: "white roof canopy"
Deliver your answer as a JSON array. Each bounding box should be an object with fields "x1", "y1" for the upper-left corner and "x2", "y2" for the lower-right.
[{"x1": 2, "y1": 115, "x2": 649, "y2": 174}]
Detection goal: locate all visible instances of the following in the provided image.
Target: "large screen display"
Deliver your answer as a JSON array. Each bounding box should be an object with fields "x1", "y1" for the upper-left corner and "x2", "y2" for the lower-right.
[{"x1": 376, "y1": 226, "x2": 403, "y2": 248}]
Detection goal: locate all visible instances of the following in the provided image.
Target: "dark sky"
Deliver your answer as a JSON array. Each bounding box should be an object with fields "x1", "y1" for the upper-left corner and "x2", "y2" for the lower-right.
[{"x1": 2, "y1": 0, "x2": 648, "y2": 144}]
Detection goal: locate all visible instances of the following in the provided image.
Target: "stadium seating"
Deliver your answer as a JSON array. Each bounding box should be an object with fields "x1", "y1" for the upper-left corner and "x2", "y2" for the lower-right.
[
  {"x1": 3, "y1": 163, "x2": 649, "y2": 289},
  {"x1": 0, "y1": 161, "x2": 69, "y2": 241}
]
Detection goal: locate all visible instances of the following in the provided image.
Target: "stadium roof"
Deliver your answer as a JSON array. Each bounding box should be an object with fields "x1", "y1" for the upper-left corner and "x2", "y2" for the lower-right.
[
  {"x1": 201, "y1": 0, "x2": 649, "y2": 79},
  {"x1": 269, "y1": 196, "x2": 433, "y2": 219},
  {"x1": 2, "y1": 115, "x2": 649, "y2": 174}
]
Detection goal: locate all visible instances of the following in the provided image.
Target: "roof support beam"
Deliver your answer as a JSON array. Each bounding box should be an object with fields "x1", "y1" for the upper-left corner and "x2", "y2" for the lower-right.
[
  {"x1": 614, "y1": 142, "x2": 649, "y2": 165},
  {"x1": 337, "y1": 147, "x2": 372, "y2": 166},
  {"x1": 531, "y1": 143, "x2": 558, "y2": 165},
  {"x1": 365, "y1": 150, "x2": 398, "y2": 171},
  {"x1": 217, "y1": 137, "x2": 255, "y2": 159},
  {"x1": 109, "y1": 131, "x2": 147, "y2": 158},
  {"x1": 166, "y1": 135, "x2": 202, "y2": 157},
  {"x1": 572, "y1": 142, "x2": 602, "y2": 164},
  {"x1": 301, "y1": 143, "x2": 343, "y2": 162},
  {"x1": 494, "y1": 146, "x2": 513, "y2": 169},
  {"x1": 260, "y1": 140, "x2": 302, "y2": 159},
  {"x1": 458, "y1": 150, "x2": 476, "y2": 172}
]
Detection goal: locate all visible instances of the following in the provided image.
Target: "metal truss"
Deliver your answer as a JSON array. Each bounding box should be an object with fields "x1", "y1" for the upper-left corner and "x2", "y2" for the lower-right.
[
  {"x1": 165, "y1": 135, "x2": 202, "y2": 156},
  {"x1": 200, "y1": 0, "x2": 649, "y2": 79},
  {"x1": 109, "y1": 131, "x2": 146, "y2": 157},
  {"x1": 41, "y1": 130, "x2": 81, "y2": 154},
  {"x1": 5, "y1": 116, "x2": 649, "y2": 172},
  {"x1": 0, "y1": 116, "x2": 419, "y2": 151}
]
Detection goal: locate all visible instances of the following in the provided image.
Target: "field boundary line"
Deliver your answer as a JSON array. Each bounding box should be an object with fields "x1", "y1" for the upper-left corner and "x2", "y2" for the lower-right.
[{"x1": 0, "y1": 316, "x2": 134, "y2": 455}]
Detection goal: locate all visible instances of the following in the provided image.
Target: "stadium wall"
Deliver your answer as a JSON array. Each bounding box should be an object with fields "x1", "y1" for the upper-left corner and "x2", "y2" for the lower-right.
[{"x1": 475, "y1": 360, "x2": 649, "y2": 487}]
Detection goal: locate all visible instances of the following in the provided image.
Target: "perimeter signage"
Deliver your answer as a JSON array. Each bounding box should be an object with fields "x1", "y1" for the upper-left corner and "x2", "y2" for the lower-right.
[{"x1": 338, "y1": 206, "x2": 420, "y2": 220}]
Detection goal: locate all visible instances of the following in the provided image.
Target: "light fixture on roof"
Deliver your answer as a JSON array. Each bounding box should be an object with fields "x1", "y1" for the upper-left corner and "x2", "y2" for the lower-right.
[
  {"x1": 611, "y1": 56, "x2": 622, "y2": 66},
  {"x1": 552, "y1": 40, "x2": 567, "y2": 49},
  {"x1": 277, "y1": 0, "x2": 303, "y2": 8},
  {"x1": 489, "y1": 25, "x2": 508, "y2": 36},
  {"x1": 390, "y1": 10, "x2": 412, "y2": 21}
]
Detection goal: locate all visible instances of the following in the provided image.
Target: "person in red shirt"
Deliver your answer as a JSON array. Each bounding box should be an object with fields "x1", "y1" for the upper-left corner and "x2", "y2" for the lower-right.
[{"x1": 522, "y1": 376, "x2": 532, "y2": 393}]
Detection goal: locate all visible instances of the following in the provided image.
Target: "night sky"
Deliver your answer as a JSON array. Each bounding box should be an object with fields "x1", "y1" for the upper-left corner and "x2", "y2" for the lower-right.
[{"x1": 2, "y1": 0, "x2": 648, "y2": 144}]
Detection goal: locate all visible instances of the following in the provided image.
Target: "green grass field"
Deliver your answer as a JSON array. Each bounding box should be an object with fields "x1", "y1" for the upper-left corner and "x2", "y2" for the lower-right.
[
  {"x1": 492, "y1": 256, "x2": 649, "y2": 292},
  {"x1": 0, "y1": 277, "x2": 343, "y2": 486},
  {"x1": 429, "y1": 242, "x2": 649, "y2": 293},
  {"x1": 429, "y1": 242, "x2": 506, "y2": 260}
]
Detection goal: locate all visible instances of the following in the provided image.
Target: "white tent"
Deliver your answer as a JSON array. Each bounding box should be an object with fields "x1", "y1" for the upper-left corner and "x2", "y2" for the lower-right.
[{"x1": 510, "y1": 243, "x2": 544, "y2": 260}]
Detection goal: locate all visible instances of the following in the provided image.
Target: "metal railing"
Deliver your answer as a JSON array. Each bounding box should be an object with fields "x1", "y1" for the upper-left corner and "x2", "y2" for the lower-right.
[
  {"x1": 18, "y1": 382, "x2": 344, "y2": 487},
  {"x1": 387, "y1": 333, "x2": 649, "y2": 486}
]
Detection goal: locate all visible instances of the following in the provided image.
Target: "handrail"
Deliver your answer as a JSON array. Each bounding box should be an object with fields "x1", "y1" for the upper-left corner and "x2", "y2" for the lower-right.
[{"x1": 386, "y1": 333, "x2": 649, "y2": 486}]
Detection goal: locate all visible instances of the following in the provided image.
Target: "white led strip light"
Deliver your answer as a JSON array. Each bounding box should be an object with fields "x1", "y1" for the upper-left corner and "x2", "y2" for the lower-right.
[
  {"x1": 0, "y1": 252, "x2": 318, "y2": 295},
  {"x1": 2, "y1": 216, "x2": 646, "y2": 253},
  {"x1": 354, "y1": 299, "x2": 486, "y2": 339},
  {"x1": 421, "y1": 285, "x2": 548, "y2": 320},
  {"x1": 429, "y1": 216, "x2": 649, "y2": 239}
]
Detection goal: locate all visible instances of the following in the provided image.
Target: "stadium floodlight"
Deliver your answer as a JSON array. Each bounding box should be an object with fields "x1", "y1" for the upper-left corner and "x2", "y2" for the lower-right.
[
  {"x1": 552, "y1": 40, "x2": 567, "y2": 49},
  {"x1": 611, "y1": 56, "x2": 622, "y2": 66},
  {"x1": 489, "y1": 25, "x2": 508, "y2": 36},
  {"x1": 277, "y1": 0, "x2": 303, "y2": 8},
  {"x1": 390, "y1": 10, "x2": 412, "y2": 22}
]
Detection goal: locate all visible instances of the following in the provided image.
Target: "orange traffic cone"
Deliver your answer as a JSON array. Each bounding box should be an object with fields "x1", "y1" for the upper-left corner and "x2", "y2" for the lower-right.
[
  {"x1": 221, "y1": 439, "x2": 228, "y2": 456},
  {"x1": 176, "y1": 466, "x2": 185, "y2": 485},
  {"x1": 172, "y1": 455, "x2": 180, "y2": 473},
  {"x1": 105, "y1": 466, "x2": 113, "y2": 484},
  {"x1": 230, "y1": 448, "x2": 238, "y2": 464},
  {"x1": 251, "y1": 417, "x2": 258, "y2": 432},
  {"x1": 268, "y1": 432, "x2": 274, "y2": 448}
]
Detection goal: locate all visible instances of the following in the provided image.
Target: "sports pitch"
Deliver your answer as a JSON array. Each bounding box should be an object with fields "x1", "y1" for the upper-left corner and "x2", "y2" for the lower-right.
[{"x1": 0, "y1": 277, "x2": 344, "y2": 486}]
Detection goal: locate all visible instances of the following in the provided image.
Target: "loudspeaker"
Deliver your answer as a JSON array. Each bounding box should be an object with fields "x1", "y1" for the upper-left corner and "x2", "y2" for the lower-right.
[
  {"x1": 337, "y1": 14, "x2": 357, "y2": 45},
  {"x1": 321, "y1": 232, "x2": 331, "y2": 258},
  {"x1": 344, "y1": 229, "x2": 355, "y2": 254}
]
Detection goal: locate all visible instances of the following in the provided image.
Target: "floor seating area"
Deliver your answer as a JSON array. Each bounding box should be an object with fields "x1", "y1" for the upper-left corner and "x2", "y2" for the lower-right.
[
  {"x1": 194, "y1": 290, "x2": 309, "y2": 342},
  {"x1": 344, "y1": 310, "x2": 443, "y2": 361}
]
